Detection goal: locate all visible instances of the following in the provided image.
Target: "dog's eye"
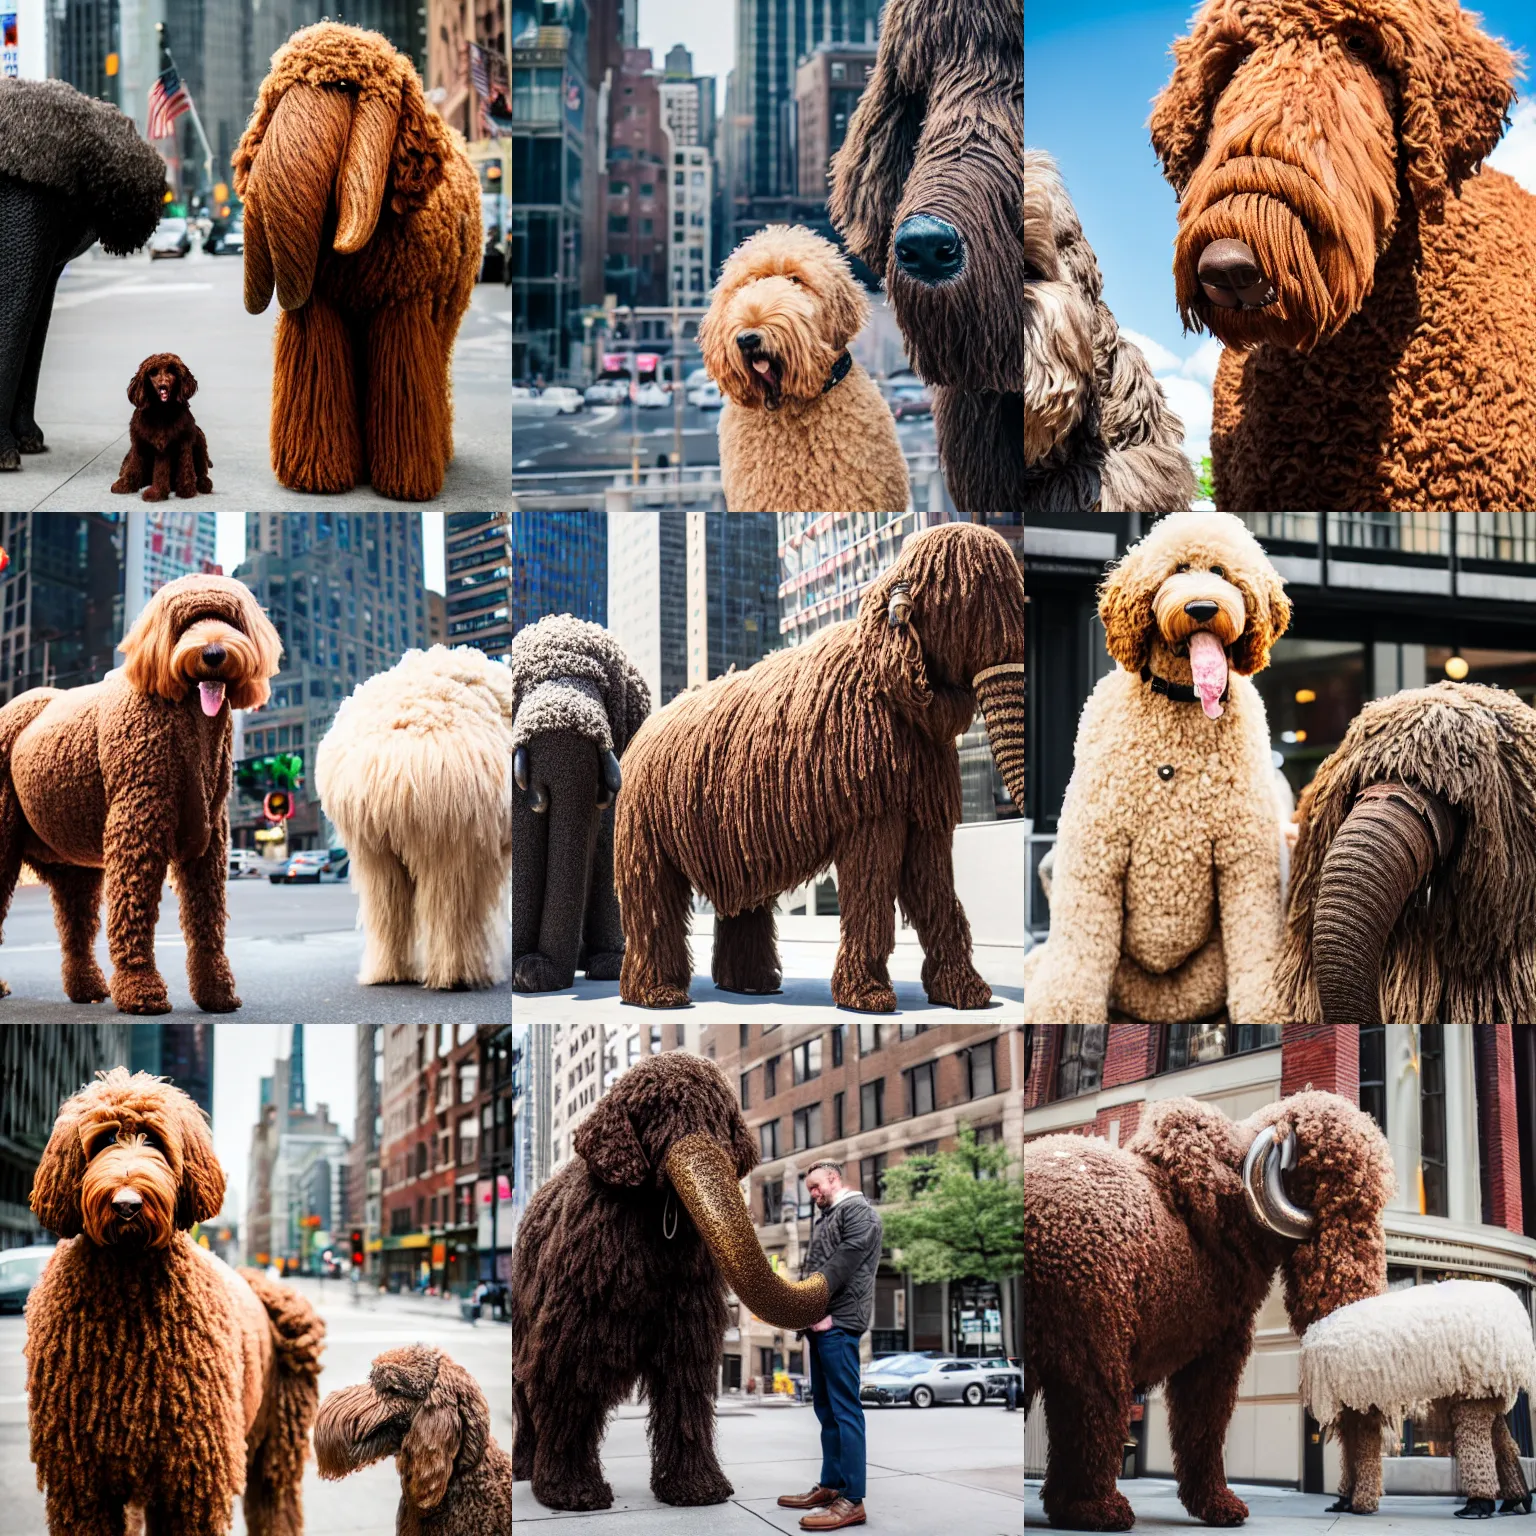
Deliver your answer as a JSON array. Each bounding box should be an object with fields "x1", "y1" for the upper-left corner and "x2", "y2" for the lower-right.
[
  {"x1": 1023, "y1": 260, "x2": 1044, "y2": 283},
  {"x1": 787, "y1": 274, "x2": 801, "y2": 284},
  {"x1": 1175, "y1": 562, "x2": 1191, "y2": 573},
  {"x1": 1210, "y1": 564, "x2": 1227, "y2": 579},
  {"x1": 1342, "y1": 30, "x2": 1375, "y2": 58}
]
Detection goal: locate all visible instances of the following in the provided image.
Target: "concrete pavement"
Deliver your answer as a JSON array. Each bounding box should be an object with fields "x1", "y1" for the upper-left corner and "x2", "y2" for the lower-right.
[{"x1": 516, "y1": 1397, "x2": 1024, "y2": 1534}]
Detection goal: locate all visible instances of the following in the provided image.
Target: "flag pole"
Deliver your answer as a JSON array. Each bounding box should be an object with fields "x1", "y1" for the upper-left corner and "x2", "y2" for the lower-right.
[{"x1": 155, "y1": 23, "x2": 215, "y2": 203}]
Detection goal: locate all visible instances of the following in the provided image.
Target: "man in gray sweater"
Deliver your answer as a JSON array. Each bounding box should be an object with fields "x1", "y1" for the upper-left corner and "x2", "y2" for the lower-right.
[{"x1": 777, "y1": 1159, "x2": 884, "y2": 1531}]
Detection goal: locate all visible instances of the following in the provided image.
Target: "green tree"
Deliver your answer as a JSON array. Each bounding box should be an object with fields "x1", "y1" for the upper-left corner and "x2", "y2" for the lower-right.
[
  {"x1": 878, "y1": 1123, "x2": 1023, "y2": 1286},
  {"x1": 1195, "y1": 456, "x2": 1215, "y2": 503}
]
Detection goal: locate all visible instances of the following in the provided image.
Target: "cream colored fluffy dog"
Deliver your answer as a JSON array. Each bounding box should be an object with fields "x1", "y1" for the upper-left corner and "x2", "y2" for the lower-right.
[
  {"x1": 1023, "y1": 512, "x2": 1291, "y2": 1025},
  {"x1": 700, "y1": 224, "x2": 909, "y2": 512},
  {"x1": 316, "y1": 645, "x2": 512, "y2": 989}
]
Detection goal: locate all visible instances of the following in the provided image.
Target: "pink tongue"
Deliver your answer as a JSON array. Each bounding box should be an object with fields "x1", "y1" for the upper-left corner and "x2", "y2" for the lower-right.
[
  {"x1": 199, "y1": 681, "x2": 226, "y2": 717},
  {"x1": 753, "y1": 359, "x2": 772, "y2": 375},
  {"x1": 1187, "y1": 630, "x2": 1228, "y2": 720}
]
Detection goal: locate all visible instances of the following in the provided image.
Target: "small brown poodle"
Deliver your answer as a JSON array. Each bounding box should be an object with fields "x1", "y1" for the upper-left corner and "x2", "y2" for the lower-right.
[
  {"x1": 1024, "y1": 1090, "x2": 1395, "y2": 1531},
  {"x1": 316, "y1": 1345, "x2": 511, "y2": 1535},
  {"x1": 25, "y1": 1068, "x2": 325, "y2": 1536},
  {"x1": 699, "y1": 224, "x2": 909, "y2": 512},
  {"x1": 0, "y1": 573, "x2": 282, "y2": 1013},
  {"x1": 615, "y1": 522, "x2": 1024, "y2": 1010},
  {"x1": 111, "y1": 352, "x2": 214, "y2": 501}
]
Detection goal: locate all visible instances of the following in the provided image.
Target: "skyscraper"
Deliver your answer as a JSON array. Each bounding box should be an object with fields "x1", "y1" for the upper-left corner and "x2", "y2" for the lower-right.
[
  {"x1": 511, "y1": 511, "x2": 607, "y2": 632},
  {"x1": 129, "y1": 1023, "x2": 215, "y2": 1118},
  {"x1": 446, "y1": 512, "x2": 513, "y2": 663},
  {"x1": 289, "y1": 1023, "x2": 306, "y2": 1114}
]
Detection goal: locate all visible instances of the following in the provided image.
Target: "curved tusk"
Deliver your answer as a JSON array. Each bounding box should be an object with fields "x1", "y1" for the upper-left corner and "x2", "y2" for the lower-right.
[
  {"x1": 514, "y1": 746, "x2": 530, "y2": 792},
  {"x1": 601, "y1": 749, "x2": 623, "y2": 797},
  {"x1": 1242, "y1": 1126, "x2": 1314, "y2": 1240},
  {"x1": 529, "y1": 785, "x2": 549, "y2": 814},
  {"x1": 888, "y1": 583, "x2": 912, "y2": 629}
]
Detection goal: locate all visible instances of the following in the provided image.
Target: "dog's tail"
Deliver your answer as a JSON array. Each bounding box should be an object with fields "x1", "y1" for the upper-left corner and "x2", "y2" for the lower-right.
[{"x1": 242, "y1": 1269, "x2": 325, "y2": 1536}]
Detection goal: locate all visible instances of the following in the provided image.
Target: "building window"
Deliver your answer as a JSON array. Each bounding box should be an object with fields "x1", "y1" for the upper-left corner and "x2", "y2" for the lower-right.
[
  {"x1": 907, "y1": 1061, "x2": 937, "y2": 1118},
  {"x1": 1164, "y1": 1023, "x2": 1281, "y2": 1072},
  {"x1": 793, "y1": 1037, "x2": 822, "y2": 1085},
  {"x1": 1056, "y1": 1025, "x2": 1107, "y2": 1099},
  {"x1": 862, "y1": 1153, "x2": 887, "y2": 1203},
  {"x1": 390, "y1": 1207, "x2": 411, "y2": 1235},
  {"x1": 608, "y1": 179, "x2": 626, "y2": 196},
  {"x1": 898, "y1": 1021, "x2": 928, "y2": 1040},
  {"x1": 795, "y1": 1173, "x2": 813, "y2": 1217},
  {"x1": 1421, "y1": 1023, "x2": 1448, "y2": 1217},
  {"x1": 763, "y1": 1177, "x2": 782, "y2": 1223},
  {"x1": 1359, "y1": 1025, "x2": 1387, "y2": 1134},
  {"x1": 608, "y1": 215, "x2": 628, "y2": 234},
  {"x1": 764, "y1": 1055, "x2": 778, "y2": 1097},
  {"x1": 831, "y1": 61, "x2": 846, "y2": 80},
  {"x1": 861, "y1": 1078, "x2": 884, "y2": 1131},
  {"x1": 740, "y1": 1070, "x2": 751, "y2": 1110},
  {"x1": 831, "y1": 1025, "x2": 844, "y2": 1067},
  {"x1": 793, "y1": 1103, "x2": 823, "y2": 1151},
  {"x1": 964, "y1": 1039, "x2": 997, "y2": 1100},
  {"x1": 415, "y1": 1142, "x2": 428, "y2": 1176},
  {"x1": 973, "y1": 1123, "x2": 1003, "y2": 1145},
  {"x1": 1023, "y1": 1026, "x2": 1032, "y2": 1085},
  {"x1": 833, "y1": 1090, "x2": 844, "y2": 1141},
  {"x1": 640, "y1": 182, "x2": 654, "y2": 196},
  {"x1": 760, "y1": 1119, "x2": 780, "y2": 1160},
  {"x1": 859, "y1": 1022, "x2": 882, "y2": 1056},
  {"x1": 740, "y1": 1024, "x2": 751, "y2": 1049}
]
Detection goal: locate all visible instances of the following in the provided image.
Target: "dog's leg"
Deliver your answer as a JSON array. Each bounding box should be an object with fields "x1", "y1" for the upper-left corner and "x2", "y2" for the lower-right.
[
  {"x1": 350, "y1": 841, "x2": 420, "y2": 984},
  {"x1": 0, "y1": 190, "x2": 58, "y2": 470},
  {"x1": 830, "y1": 820, "x2": 903, "y2": 1012},
  {"x1": 531, "y1": 1393, "x2": 614, "y2": 1511},
  {"x1": 416, "y1": 843, "x2": 500, "y2": 990},
  {"x1": 141, "y1": 449, "x2": 171, "y2": 503},
  {"x1": 11, "y1": 262, "x2": 63, "y2": 454},
  {"x1": 103, "y1": 798, "x2": 173, "y2": 1014},
  {"x1": 365, "y1": 300, "x2": 449, "y2": 501},
  {"x1": 35, "y1": 862, "x2": 109, "y2": 1004},
  {"x1": 512, "y1": 1374, "x2": 537, "y2": 1483},
  {"x1": 173, "y1": 436, "x2": 199, "y2": 500},
  {"x1": 111, "y1": 438, "x2": 148, "y2": 494},
  {"x1": 513, "y1": 793, "x2": 549, "y2": 981},
  {"x1": 898, "y1": 823, "x2": 992, "y2": 1008},
  {"x1": 42, "y1": 1486, "x2": 129, "y2": 1536},
  {"x1": 580, "y1": 800, "x2": 625, "y2": 981},
  {"x1": 616, "y1": 810, "x2": 693, "y2": 1008},
  {"x1": 643, "y1": 1324, "x2": 734, "y2": 1505},
  {"x1": 0, "y1": 766, "x2": 26, "y2": 1000},
  {"x1": 712, "y1": 904, "x2": 782, "y2": 994},
  {"x1": 192, "y1": 426, "x2": 213, "y2": 494},
  {"x1": 270, "y1": 304, "x2": 363, "y2": 493},
  {"x1": 174, "y1": 831, "x2": 241, "y2": 1013}
]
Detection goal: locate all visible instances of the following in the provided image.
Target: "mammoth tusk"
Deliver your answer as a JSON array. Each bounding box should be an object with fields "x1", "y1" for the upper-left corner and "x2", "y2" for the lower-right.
[
  {"x1": 602, "y1": 749, "x2": 623, "y2": 797},
  {"x1": 1242, "y1": 1126, "x2": 1314, "y2": 1240},
  {"x1": 528, "y1": 785, "x2": 549, "y2": 814},
  {"x1": 514, "y1": 746, "x2": 530, "y2": 792},
  {"x1": 973, "y1": 661, "x2": 1025, "y2": 812}
]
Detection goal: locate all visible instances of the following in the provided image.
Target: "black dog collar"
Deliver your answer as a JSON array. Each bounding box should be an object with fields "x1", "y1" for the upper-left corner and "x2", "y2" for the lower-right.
[
  {"x1": 821, "y1": 350, "x2": 853, "y2": 394},
  {"x1": 1141, "y1": 664, "x2": 1229, "y2": 706}
]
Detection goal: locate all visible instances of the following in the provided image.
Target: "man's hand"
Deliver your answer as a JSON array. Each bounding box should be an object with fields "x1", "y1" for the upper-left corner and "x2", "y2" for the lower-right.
[{"x1": 811, "y1": 1315, "x2": 834, "y2": 1332}]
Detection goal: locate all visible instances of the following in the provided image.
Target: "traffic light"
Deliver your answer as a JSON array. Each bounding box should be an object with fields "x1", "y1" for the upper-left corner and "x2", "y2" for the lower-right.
[
  {"x1": 263, "y1": 789, "x2": 293, "y2": 821},
  {"x1": 351, "y1": 1229, "x2": 364, "y2": 1267}
]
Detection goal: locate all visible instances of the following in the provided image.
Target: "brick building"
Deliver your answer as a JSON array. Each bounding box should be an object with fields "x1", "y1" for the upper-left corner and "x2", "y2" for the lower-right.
[
  {"x1": 793, "y1": 43, "x2": 878, "y2": 198},
  {"x1": 1023, "y1": 1024, "x2": 1536, "y2": 1495},
  {"x1": 706, "y1": 1023, "x2": 1025, "y2": 1391},
  {"x1": 603, "y1": 47, "x2": 672, "y2": 307}
]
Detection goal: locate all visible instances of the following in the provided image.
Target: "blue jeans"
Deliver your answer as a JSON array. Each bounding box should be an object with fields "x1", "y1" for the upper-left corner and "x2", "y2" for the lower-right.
[{"x1": 809, "y1": 1327, "x2": 866, "y2": 1501}]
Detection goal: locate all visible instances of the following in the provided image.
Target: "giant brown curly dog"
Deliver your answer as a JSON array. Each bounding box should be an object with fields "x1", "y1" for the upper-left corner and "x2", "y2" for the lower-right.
[
  {"x1": 234, "y1": 23, "x2": 481, "y2": 501},
  {"x1": 25, "y1": 1068, "x2": 324, "y2": 1536},
  {"x1": 1024, "y1": 1091, "x2": 1395, "y2": 1531},
  {"x1": 512, "y1": 1053, "x2": 831, "y2": 1510},
  {"x1": 0, "y1": 573, "x2": 282, "y2": 1013},
  {"x1": 316, "y1": 1345, "x2": 512, "y2": 1534},
  {"x1": 111, "y1": 352, "x2": 214, "y2": 502},
  {"x1": 615, "y1": 522, "x2": 1024, "y2": 1011},
  {"x1": 1151, "y1": 0, "x2": 1536, "y2": 511}
]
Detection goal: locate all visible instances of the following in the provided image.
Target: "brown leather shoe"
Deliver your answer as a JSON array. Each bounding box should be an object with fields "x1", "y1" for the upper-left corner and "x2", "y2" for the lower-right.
[
  {"x1": 778, "y1": 1485, "x2": 839, "y2": 1509},
  {"x1": 800, "y1": 1497, "x2": 866, "y2": 1530}
]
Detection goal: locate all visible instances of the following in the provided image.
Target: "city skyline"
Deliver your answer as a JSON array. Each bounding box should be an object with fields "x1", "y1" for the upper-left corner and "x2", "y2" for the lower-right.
[{"x1": 216, "y1": 512, "x2": 449, "y2": 596}]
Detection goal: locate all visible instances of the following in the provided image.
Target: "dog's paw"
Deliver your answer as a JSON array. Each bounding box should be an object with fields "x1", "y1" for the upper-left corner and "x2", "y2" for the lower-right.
[
  {"x1": 533, "y1": 1475, "x2": 613, "y2": 1512},
  {"x1": 62, "y1": 962, "x2": 110, "y2": 1005},
  {"x1": 0, "y1": 977, "x2": 10, "y2": 998},
  {"x1": 14, "y1": 424, "x2": 45, "y2": 454},
  {"x1": 110, "y1": 477, "x2": 136, "y2": 494},
  {"x1": 196, "y1": 478, "x2": 214, "y2": 494},
  {"x1": 111, "y1": 971, "x2": 172, "y2": 1015},
  {"x1": 833, "y1": 977, "x2": 898, "y2": 1013},
  {"x1": 654, "y1": 1470, "x2": 734, "y2": 1505},
  {"x1": 191, "y1": 984, "x2": 242, "y2": 1013},
  {"x1": 923, "y1": 962, "x2": 992, "y2": 1010},
  {"x1": 583, "y1": 950, "x2": 624, "y2": 981},
  {"x1": 514, "y1": 953, "x2": 574, "y2": 993},
  {"x1": 621, "y1": 981, "x2": 692, "y2": 1008},
  {"x1": 0, "y1": 446, "x2": 19, "y2": 472}
]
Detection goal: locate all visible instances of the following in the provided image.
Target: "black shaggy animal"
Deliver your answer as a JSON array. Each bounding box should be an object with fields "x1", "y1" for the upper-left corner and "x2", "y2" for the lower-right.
[
  {"x1": 0, "y1": 79, "x2": 167, "y2": 473},
  {"x1": 511, "y1": 1053, "x2": 834, "y2": 1511}
]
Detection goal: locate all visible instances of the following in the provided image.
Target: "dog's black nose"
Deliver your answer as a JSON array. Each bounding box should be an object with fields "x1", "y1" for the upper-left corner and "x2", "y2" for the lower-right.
[
  {"x1": 1184, "y1": 600, "x2": 1220, "y2": 623},
  {"x1": 736, "y1": 331, "x2": 761, "y2": 352},
  {"x1": 893, "y1": 214, "x2": 964, "y2": 283},
  {"x1": 1197, "y1": 239, "x2": 1277, "y2": 309},
  {"x1": 201, "y1": 643, "x2": 226, "y2": 667},
  {"x1": 112, "y1": 1191, "x2": 142, "y2": 1217}
]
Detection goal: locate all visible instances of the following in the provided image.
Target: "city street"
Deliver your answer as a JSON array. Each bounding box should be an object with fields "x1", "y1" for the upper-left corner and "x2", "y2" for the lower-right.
[
  {"x1": 3, "y1": 246, "x2": 510, "y2": 512},
  {"x1": 0, "y1": 882, "x2": 511, "y2": 1023},
  {"x1": 0, "y1": 1274, "x2": 510, "y2": 1535},
  {"x1": 516, "y1": 1396, "x2": 1023, "y2": 1534}
]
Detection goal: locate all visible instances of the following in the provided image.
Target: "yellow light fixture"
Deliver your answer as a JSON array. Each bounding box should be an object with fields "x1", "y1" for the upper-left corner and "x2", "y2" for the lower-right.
[
  {"x1": 1294, "y1": 688, "x2": 1316, "y2": 704},
  {"x1": 1445, "y1": 652, "x2": 1469, "y2": 681},
  {"x1": 1293, "y1": 729, "x2": 1307, "y2": 743}
]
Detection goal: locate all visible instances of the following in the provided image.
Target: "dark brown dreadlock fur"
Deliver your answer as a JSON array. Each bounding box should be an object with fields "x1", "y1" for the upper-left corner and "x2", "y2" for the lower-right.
[{"x1": 615, "y1": 523, "x2": 1024, "y2": 1011}]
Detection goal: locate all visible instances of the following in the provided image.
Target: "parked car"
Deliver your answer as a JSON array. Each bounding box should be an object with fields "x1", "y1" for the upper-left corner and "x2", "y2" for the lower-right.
[
  {"x1": 973, "y1": 1357, "x2": 1025, "y2": 1401},
  {"x1": 149, "y1": 217, "x2": 193, "y2": 259},
  {"x1": 891, "y1": 385, "x2": 934, "y2": 420},
  {"x1": 511, "y1": 386, "x2": 561, "y2": 419},
  {"x1": 541, "y1": 387, "x2": 585, "y2": 414},
  {"x1": 683, "y1": 367, "x2": 712, "y2": 393},
  {"x1": 0, "y1": 1245, "x2": 55, "y2": 1313},
  {"x1": 228, "y1": 849, "x2": 265, "y2": 879},
  {"x1": 205, "y1": 217, "x2": 244, "y2": 255},
  {"x1": 281, "y1": 847, "x2": 350, "y2": 884},
  {"x1": 583, "y1": 379, "x2": 629, "y2": 406},
  {"x1": 688, "y1": 380, "x2": 723, "y2": 410},
  {"x1": 266, "y1": 856, "x2": 296, "y2": 884},
  {"x1": 859, "y1": 1356, "x2": 1000, "y2": 1408},
  {"x1": 633, "y1": 381, "x2": 669, "y2": 408}
]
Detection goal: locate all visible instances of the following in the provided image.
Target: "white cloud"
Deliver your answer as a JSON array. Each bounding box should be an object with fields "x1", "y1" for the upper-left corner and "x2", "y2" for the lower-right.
[
  {"x1": 1120, "y1": 328, "x2": 1184, "y2": 375},
  {"x1": 1489, "y1": 98, "x2": 1536, "y2": 195},
  {"x1": 1157, "y1": 374, "x2": 1214, "y2": 466},
  {"x1": 1179, "y1": 337, "x2": 1225, "y2": 389}
]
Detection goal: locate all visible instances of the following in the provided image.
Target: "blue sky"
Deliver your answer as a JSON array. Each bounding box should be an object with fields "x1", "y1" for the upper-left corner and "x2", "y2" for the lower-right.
[{"x1": 1026, "y1": 0, "x2": 1536, "y2": 458}]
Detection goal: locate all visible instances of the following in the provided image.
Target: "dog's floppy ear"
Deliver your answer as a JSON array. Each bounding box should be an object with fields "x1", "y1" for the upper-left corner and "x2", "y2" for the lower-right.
[
  {"x1": 29, "y1": 1102, "x2": 86, "y2": 1239},
  {"x1": 172, "y1": 1098, "x2": 226, "y2": 1228},
  {"x1": 1127, "y1": 1097, "x2": 1246, "y2": 1244},
  {"x1": 1228, "y1": 563, "x2": 1291, "y2": 675},
  {"x1": 175, "y1": 361, "x2": 198, "y2": 403},
  {"x1": 1096, "y1": 544, "x2": 1157, "y2": 673},
  {"x1": 573, "y1": 1090, "x2": 650, "y2": 1186},
  {"x1": 1149, "y1": 7, "x2": 1252, "y2": 195},
  {"x1": 119, "y1": 583, "x2": 183, "y2": 700},
  {"x1": 127, "y1": 357, "x2": 154, "y2": 408},
  {"x1": 388, "y1": 68, "x2": 449, "y2": 214},
  {"x1": 401, "y1": 1358, "x2": 485, "y2": 1509}
]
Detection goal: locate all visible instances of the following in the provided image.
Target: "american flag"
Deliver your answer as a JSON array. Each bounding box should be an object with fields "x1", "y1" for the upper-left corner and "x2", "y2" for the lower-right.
[
  {"x1": 147, "y1": 66, "x2": 191, "y2": 141},
  {"x1": 468, "y1": 42, "x2": 513, "y2": 138}
]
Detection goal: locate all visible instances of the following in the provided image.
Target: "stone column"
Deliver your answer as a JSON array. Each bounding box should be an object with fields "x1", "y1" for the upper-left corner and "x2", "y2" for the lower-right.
[
  {"x1": 1385, "y1": 1025, "x2": 1422, "y2": 1216},
  {"x1": 1443, "y1": 1022, "x2": 1483, "y2": 1226}
]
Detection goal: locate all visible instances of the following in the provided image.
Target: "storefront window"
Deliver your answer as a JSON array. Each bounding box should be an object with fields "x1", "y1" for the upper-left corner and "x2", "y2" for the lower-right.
[
  {"x1": 1359, "y1": 1026, "x2": 1386, "y2": 1134},
  {"x1": 1255, "y1": 639, "x2": 1366, "y2": 797},
  {"x1": 1163, "y1": 1024, "x2": 1280, "y2": 1073},
  {"x1": 1055, "y1": 1025, "x2": 1106, "y2": 1099}
]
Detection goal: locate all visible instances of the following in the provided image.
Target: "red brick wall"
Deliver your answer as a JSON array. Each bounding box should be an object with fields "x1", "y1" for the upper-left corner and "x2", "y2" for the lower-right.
[
  {"x1": 1093, "y1": 1102, "x2": 1143, "y2": 1145},
  {"x1": 1024, "y1": 1027, "x2": 1058, "y2": 1110},
  {"x1": 1281, "y1": 1025, "x2": 1359, "y2": 1100},
  {"x1": 1103, "y1": 1024, "x2": 1159, "y2": 1089},
  {"x1": 1477, "y1": 1024, "x2": 1524, "y2": 1235}
]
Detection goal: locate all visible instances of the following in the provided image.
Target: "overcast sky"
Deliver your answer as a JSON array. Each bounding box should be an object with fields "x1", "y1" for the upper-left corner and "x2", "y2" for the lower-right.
[
  {"x1": 637, "y1": 2, "x2": 735, "y2": 88},
  {"x1": 210, "y1": 1024, "x2": 359, "y2": 1227},
  {"x1": 214, "y1": 513, "x2": 446, "y2": 595}
]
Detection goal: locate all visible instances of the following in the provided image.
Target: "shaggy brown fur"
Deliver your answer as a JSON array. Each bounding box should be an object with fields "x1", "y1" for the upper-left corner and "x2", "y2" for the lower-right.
[
  {"x1": 233, "y1": 23, "x2": 481, "y2": 502},
  {"x1": 111, "y1": 352, "x2": 213, "y2": 501},
  {"x1": 25, "y1": 1069, "x2": 324, "y2": 1536},
  {"x1": 1024, "y1": 1092, "x2": 1395, "y2": 1531},
  {"x1": 614, "y1": 523, "x2": 1024, "y2": 1011},
  {"x1": 511, "y1": 1053, "x2": 761, "y2": 1510},
  {"x1": 700, "y1": 225, "x2": 909, "y2": 512},
  {"x1": 1274, "y1": 681, "x2": 1536, "y2": 1024},
  {"x1": 316, "y1": 1346, "x2": 511, "y2": 1534},
  {"x1": 829, "y1": 0, "x2": 1023, "y2": 513},
  {"x1": 0, "y1": 574, "x2": 282, "y2": 1013},
  {"x1": 1150, "y1": 0, "x2": 1536, "y2": 511}
]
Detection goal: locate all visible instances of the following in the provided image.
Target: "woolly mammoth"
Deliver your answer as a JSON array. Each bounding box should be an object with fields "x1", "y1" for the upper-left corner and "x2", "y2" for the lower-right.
[
  {"x1": 1273, "y1": 682, "x2": 1536, "y2": 1024},
  {"x1": 829, "y1": 0, "x2": 1024, "y2": 513},
  {"x1": 511, "y1": 616, "x2": 651, "y2": 994},
  {"x1": 233, "y1": 23, "x2": 481, "y2": 501},
  {"x1": 1024, "y1": 1091, "x2": 1394, "y2": 1530},
  {"x1": 512, "y1": 1053, "x2": 829, "y2": 1511},
  {"x1": 0, "y1": 79, "x2": 166, "y2": 473}
]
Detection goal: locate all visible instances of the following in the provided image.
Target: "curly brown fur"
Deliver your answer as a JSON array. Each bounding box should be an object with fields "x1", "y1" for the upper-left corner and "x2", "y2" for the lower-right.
[
  {"x1": 699, "y1": 225, "x2": 909, "y2": 512},
  {"x1": 1150, "y1": 0, "x2": 1534, "y2": 510},
  {"x1": 1274, "y1": 681, "x2": 1536, "y2": 1024},
  {"x1": 615, "y1": 523, "x2": 1023, "y2": 1010},
  {"x1": 1024, "y1": 1091, "x2": 1394, "y2": 1530},
  {"x1": 233, "y1": 23, "x2": 481, "y2": 501},
  {"x1": 0, "y1": 574, "x2": 281, "y2": 1012},
  {"x1": 111, "y1": 353, "x2": 213, "y2": 501},
  {"x1": 511, "y1": 1054, "x2": 760, "y2": 1510},
  {"x1": 316, "y1": 1346, "x2": 510, "y2": 1535},
  {"x1": 25, "y1": 1069, "x2": 324, "y2": 1536},
  {"x1": 1022, "y1": 151, "x2": 1197, "y2": 514}
]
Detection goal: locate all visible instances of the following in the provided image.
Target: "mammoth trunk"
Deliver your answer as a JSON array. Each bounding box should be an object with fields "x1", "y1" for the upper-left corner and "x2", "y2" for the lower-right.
[
  {"x1": 973, "y1": 662, "x2": 1024, "y2": 810},
  {"x1": 663, "y1": 1133, "x2": 829, "y2": 1331}
]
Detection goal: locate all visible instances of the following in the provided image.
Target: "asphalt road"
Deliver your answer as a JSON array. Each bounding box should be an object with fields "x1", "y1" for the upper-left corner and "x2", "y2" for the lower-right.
[
  {"x1": 0, "y1": 880, "x2": 511, "y2": 1023},
  {"x1": 3, "y1": 244, "x2": 510, "y2": 511},
  {"x1": 0, "y1": 1274, "x2": 510, "y2": 1536}
]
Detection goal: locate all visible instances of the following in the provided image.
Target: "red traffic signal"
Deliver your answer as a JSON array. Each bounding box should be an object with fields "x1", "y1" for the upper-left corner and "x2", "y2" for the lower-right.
[
  {"x1": 350, "y1": 1228, "x2": 364, "y2": 1266},
  {"x1": 263, "y1": 790, "x2": 293, "y2": 821}
]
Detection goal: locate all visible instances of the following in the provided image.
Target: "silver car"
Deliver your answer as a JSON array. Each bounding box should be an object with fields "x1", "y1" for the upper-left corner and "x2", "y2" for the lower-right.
[{"x1": 860, "y1": 1356, "x2": 1000, "y2": 1408}]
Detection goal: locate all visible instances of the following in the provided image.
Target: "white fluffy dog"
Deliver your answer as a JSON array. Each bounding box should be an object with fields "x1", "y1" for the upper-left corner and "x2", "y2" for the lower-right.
[{"x1": 316, "y1": 645, "x2": 512, "y2": 989}]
